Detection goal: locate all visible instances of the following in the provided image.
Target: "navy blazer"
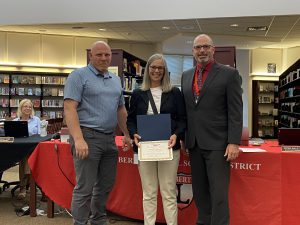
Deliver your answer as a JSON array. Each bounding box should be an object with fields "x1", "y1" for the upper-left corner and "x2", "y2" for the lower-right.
[{"x1": 127, "y1": 87, "x2": 186, "y2": 152}]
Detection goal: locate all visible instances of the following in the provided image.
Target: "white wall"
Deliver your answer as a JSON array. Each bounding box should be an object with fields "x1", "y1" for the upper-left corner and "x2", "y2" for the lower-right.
[
  {"x1": 0, "y1": 31, "x2": 158, "y2": 72},
  {"x1": 251, "y1": 48, "x2": 283, "y2": 75},
  {"x1": 1, "y1": 0, "x2": 299, "y2": 25}
]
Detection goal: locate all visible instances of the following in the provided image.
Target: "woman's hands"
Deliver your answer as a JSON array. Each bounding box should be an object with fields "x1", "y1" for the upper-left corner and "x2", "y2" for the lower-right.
[
  {"x1": 133, "y1": 134, "x2": 141, "y2": 147},
  {"x1": 168, "y1": 134, "x2": 177, "y2": 149}
]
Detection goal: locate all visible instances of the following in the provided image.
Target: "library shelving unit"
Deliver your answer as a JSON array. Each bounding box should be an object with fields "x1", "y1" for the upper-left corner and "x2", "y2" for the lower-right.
[
  {"x1": 252, "y1": 80, "x2": 279, "y2": 138},
  {"x1": 278, "y1": 58, "x2": 300, "y2": 128},
  {"x1": 0, "y1": 71, "x2": 68, "y2": 119}
]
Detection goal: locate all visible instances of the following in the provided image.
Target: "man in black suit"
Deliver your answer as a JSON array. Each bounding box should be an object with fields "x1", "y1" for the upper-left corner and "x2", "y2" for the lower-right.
[{"x1": 181, "y1": 34, "x2": 243, "y2": 225}]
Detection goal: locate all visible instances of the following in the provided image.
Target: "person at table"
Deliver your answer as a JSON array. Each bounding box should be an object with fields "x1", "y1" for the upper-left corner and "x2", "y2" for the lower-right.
[
  {"x1": 13, "y1": 98, "x2": 41, "y2": 199},
  {"x1": 64, "y1": 41, "x2": 131, "y2": 225},
  {"x1": 127, "y1": 53, "x2": 186, "y2": 225},
  {"x1": 181, "y1": 34, "x2": 243, "y2": 225}
]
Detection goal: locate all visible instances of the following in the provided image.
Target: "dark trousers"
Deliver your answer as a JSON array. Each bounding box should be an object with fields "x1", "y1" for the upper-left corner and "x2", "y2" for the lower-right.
[
  {"x1": 71, "y1": 128, "x2": 118, "y2": 225},
  {"x1": 189, "y1": 145, "x2": 230, "y2": 225}
]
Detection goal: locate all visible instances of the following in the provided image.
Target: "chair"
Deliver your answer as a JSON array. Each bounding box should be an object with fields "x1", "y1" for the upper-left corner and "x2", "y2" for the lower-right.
[{"x1": 0, "y1": 172, "x2": 9, "y2": 194}]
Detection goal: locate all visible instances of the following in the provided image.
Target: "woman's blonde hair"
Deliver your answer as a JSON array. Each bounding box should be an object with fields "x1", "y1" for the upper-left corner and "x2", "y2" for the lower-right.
[
  {"x1": 17, "y1": 99, "x2": 35, "y2": 118},
  {"x1": 141, "y1": 54, "x2": 172, "y2": 93}
]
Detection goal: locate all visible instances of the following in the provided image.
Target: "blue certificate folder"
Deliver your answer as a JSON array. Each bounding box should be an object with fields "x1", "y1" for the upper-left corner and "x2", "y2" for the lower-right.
[{"x1": 137, "y1": 114, "x2": 171, "y2": 141}]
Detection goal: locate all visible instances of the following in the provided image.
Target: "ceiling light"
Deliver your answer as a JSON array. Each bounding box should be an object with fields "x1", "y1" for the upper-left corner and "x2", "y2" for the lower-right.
[
  {"x1": 162, "y1": 26, "x2": 170, "y2": 30},
  {"x1": 98, "y1": 28, "x2": 106, "y2": 31},
  {"x1": 230, "y1": 24, "x2": 239, "y2": 27},
  {"x1": 247, "y1": 26, "x2": 268, "y2": 31}
]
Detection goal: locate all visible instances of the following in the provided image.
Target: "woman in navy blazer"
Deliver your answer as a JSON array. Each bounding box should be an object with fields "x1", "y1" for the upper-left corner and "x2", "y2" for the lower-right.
[{"x1": 127, "y1": 54, "x2": 186, "y2": 225}]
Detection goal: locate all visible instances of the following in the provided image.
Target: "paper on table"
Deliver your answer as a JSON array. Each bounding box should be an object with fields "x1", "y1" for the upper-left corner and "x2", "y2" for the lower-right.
[{"x1": 239, "y1": 148, "x2": 266, "y2": 152}]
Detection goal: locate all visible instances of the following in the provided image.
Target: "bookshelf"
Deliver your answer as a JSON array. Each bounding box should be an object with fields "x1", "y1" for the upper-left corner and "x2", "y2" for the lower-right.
[
  {"x1": 278, "y1": 59, "x2": 300, "y2": 128},
  {"x1": 252, "y1": 80, "x2": 279, "y2": 138},
  {"x1": 0, "y1": 71, "x2": 68, "y2": 119}
]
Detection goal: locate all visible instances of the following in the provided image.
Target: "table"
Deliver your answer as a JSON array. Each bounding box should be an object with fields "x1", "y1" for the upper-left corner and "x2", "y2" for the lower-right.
[
  {"x1": 0, "y1": 134, "x2": 52, "y2": 173},
  {"x1": 28, "y1": 138, "x2": 300, "y2": 225}
]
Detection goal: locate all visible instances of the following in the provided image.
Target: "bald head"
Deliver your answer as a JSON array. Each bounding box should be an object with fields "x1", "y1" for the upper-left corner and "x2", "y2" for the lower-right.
[
  {"x1": 90, "y1": 41, "x2": 111, "y2": 54},
  {"x1": 192, "y1": 34, "x2": 215, "y2": 66},
  {"x1": 89, "y1": 41, "x2": 112, "y2": 73},
  {"x1": 193, "y1": 34, "x2": 214, "y2": 46}
]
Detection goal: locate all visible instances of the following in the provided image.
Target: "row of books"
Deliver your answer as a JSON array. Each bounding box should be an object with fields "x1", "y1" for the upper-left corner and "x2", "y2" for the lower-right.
[
  {"x1": 11, "y1": 75, "x2": 41, "y2": 84},
  {"x1": 10, "y1": 87, "x2": 41, "y2": 96},
  {"x1": 43, "y1": 88, "x2": 64, "y2": 96},
  {"x1": 42, "y1": 99, "x2": 64, "y2": 108},
  {"x1": 123, "y1": 77, "x2": 143, "y2": 92},
  {"x1": 42, "y1": 110, "x2": 64, "y2": 118},
  {"x1": 42, "y1": 76, "x2": 66, "y2": 85},
  {"x1": 10, "y1": 99, "x2": 41, "y2": 108},
  {"x1": 1, "y1": 75, "x2": 67, "y2": 85}
]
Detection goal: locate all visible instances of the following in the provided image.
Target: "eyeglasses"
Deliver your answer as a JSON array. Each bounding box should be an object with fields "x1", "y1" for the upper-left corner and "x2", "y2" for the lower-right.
[
  {"x1": 193, "y1": 44, "x2": 213, "y2": 50},
  {"x1": 149, "y1": 65, "x2": 165, "y2": 72}
]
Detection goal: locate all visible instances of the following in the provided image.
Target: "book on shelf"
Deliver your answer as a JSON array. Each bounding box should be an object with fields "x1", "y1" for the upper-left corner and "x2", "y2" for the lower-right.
[
  {"x1": 33, "y1": 99, "x2": 41, "y2": 108},
  {"x1": 17, "y1": 88, "x2": 25, "y2": 95},
  {"x1": 35, "y1": 110, "x2": 41, "y2": 118},
  {"x1": 35, "y1": 87, "x2": 41, "y2": 96},
  {"x1": 20, "y1": 76, "x2": 28, "y2": 84},
  {"x1": 27, "y1": 88, "x2": 33, "y2": 95},
  {"x1": 10, "y1": 111, "x2": 17, "y2": 118},
  {"x1": 18, "y1": 87, "x2": 25, "y2": 96},
  {"x1": 35, "y1": 76, "x2": 41, "y2": 84},
  {"x1": 28, "y1": 76, "x2": 36, "y2": 84},
  {"x1": 3, "y1": 75, "x2": 10, "y2": 84},
  {"x1": 10, "y1": 88, "x2": 16, "y2": 95},
  {"x1": 58, "y1": 89, "x2": 64, "y2": 96},
  {"x1": 1, "y1": 98, "x2": 9, "y2": 107},
  {"x1": 51, "y1": 88, "x2": 58, "y2": 96},
  {"x1": 47, "y1": 111, "x2": 56, "y2": 118}
]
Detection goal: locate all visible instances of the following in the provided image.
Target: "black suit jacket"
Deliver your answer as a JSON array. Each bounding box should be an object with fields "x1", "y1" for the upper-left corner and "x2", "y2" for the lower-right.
[
  {"x1": 127, "y1": 87, "x2": 186, "y2": 152},
  {"x1": 181, "y1": 62, "x2": 243, "y2": 150}
]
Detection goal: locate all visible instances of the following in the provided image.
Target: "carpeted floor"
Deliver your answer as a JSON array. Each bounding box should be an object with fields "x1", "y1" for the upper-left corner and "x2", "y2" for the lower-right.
[{"x1": 0, "y1": 166, "x2": 144, "y2": 225}]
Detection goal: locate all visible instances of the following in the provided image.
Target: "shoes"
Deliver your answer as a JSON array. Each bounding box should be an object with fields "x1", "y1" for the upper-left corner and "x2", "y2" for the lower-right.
[{"x1": 17, "y1": 188, "x2": 26, "y2": 200}]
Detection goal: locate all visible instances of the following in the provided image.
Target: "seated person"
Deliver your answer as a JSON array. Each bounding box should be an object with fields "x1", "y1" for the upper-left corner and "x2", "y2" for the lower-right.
[{"x1": 13, "y1": 99, "x2": 41, "y2": 199}]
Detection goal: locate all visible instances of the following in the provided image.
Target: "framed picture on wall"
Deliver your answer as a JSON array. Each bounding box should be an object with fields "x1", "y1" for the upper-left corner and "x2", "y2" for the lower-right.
[{"x1": 267, "y1": 63, "x2": 276, "y2": 73}]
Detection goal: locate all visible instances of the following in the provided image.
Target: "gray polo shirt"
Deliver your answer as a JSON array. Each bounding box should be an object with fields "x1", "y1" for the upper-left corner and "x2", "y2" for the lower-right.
[{"x1": 64, "y1": 64, "x2": 124, "y2": 133}]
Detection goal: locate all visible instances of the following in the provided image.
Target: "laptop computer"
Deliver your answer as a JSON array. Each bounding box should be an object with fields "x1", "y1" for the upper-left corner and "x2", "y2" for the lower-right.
[
  {"x1": 278, "y1": 128, "x2": 300, "y2": 145},
  {"x1": 4, "y1": 121, "x2": 29, "y2": 138}
]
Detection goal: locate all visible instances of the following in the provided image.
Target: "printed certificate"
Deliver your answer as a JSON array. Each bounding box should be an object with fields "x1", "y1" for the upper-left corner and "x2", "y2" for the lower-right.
[{"x1": 138, "y1": 140, "x2": 173, "y2": 161}]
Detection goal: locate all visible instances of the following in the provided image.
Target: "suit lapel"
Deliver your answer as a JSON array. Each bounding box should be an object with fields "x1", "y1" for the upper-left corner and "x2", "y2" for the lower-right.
[
  {"x1": 197, "y1": 63, "x2": 220, "y2": 103},
  {"x1": 161, "y1": 91, "x2": 170, "y2": 108},
  {"x1": 185, "y1": 67, "x2": 196, "y2": 104},
  {"x1": 140, "y1": 91, "x2": 149, "y2": 105}
]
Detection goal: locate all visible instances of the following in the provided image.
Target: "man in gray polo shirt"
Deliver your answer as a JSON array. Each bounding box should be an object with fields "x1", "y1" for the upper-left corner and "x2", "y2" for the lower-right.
[{"x1": 64, "y1": 41, "x2": 131, "y2": 225}]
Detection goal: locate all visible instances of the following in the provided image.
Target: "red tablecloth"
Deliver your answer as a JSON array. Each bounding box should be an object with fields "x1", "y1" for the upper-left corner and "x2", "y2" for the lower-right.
[{"x1": 28, "y1": 138, "x2": 300, "y2": 225}]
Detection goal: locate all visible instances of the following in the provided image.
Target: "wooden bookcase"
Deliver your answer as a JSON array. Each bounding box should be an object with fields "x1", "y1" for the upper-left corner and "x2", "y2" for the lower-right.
[
  {"x1": 278, "y1": 58, "x2": 300, "y2": 128},
  {"x1": 0, "y1": 71, "x2": 68, "y2": 119}
]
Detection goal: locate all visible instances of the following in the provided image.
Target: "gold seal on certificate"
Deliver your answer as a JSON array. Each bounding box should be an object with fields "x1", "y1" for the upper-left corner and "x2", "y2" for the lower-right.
[{"x1": 138, "y1": 140, "x2": 173, "y2": 161}]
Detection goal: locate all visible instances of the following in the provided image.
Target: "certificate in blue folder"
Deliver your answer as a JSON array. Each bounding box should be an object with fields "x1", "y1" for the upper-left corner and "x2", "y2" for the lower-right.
[{"x1": 137, "y1": 114, "x2": 171, "y2": 141}]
